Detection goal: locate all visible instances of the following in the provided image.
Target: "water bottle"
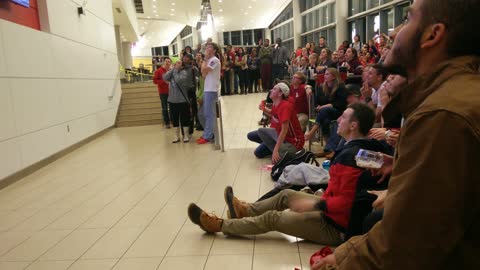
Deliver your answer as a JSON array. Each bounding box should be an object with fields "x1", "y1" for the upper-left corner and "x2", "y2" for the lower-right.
[
  {"x1": 355, "y1": 149, "x2": 383, "y2": 169},
  {"x1": 322, "y1": 160, "x2": 331, "y2": 171}
]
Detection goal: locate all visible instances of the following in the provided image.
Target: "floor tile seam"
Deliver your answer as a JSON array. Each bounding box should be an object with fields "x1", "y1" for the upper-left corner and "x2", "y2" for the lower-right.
[
  {"x1": 159, "y1": 160, "x2": 227, "y2": 261},
  {"x1": 0, "y1": 152, "x2": 116, "y2": 204},
  {"x1": 15, "y1": 156, "x2": 160, "y2": 233},
  {"x1": 108, "y1": 163, "x2": 204, "y2": 267},
  {"x1": 25, "y1": 155, "x2": 165, "y2": 265},
  {"x1": 5, "y1": 154, "x2": 137, "y2": 211},
  {"x1": 97, "y1": 173, "x2": 179, "y2": 270}
]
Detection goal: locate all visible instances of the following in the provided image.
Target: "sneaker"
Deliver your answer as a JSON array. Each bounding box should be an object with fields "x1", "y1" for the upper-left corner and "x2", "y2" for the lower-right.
[
  {"x1": 196, "y1": 137, "x2": 210, "y2": 144},
  {"x1": 187, "y1": 203, "x2": 223, "y2": 233},
  {"x1": 172, "y1": 136, "x2": 180, "y2": 143},
  {"x1": 183, "y1": 134, "x2": 191, "y2": 143},
  {"x1": 224, "y1": 186, "x2": 249, "y2": 219}
]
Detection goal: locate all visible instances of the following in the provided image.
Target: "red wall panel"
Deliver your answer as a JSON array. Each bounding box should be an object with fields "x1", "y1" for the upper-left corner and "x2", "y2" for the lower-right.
[{"x1": 0, "y1": 0, "x2": 40, "y2": 30}]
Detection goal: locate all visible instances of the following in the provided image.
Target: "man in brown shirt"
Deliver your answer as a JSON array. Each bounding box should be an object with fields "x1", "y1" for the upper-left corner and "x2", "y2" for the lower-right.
[{"x1": 313, "y1": 0, "x2": 480, "y2": 269}]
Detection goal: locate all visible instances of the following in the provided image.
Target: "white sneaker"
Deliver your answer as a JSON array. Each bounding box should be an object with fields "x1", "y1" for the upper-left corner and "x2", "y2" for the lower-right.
[
  {"x1": 183, "y1": 134, "x2": 191, "y2": 143},
  {"x1": 172, "y1": 135, "x2": 180, "y2": 143}
]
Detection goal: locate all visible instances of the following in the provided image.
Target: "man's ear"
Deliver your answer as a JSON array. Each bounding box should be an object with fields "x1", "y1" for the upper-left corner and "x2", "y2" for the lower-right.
[{"x1": 420, "y1": 23, "x2": 447, "y2": 49}]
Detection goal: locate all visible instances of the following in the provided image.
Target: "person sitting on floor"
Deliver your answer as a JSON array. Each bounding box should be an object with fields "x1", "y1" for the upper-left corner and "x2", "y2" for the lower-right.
[
  {"x1": 188, "y1": 103, "x2": 391, "y2": 245},
  {"x1": 247, "y1": 82, "x2": 305, "y2": 162}
]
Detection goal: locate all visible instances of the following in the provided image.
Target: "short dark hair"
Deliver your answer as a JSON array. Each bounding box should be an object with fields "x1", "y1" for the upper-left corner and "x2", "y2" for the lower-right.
[
  {"x1": 348, "y1": 103, "x2": 375, "y2": 135},
  {"x1": 420, "y1": 0, "x2": 480, "y2": 57},
  {"x1": 371, "y1": 64, "x2": 388, "y2": 81}
]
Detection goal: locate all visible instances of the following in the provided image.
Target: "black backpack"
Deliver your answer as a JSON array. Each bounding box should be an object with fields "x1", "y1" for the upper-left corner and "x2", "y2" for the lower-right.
[{"x1": 270, "y1": 149, "x2": 319, "y2": 181}]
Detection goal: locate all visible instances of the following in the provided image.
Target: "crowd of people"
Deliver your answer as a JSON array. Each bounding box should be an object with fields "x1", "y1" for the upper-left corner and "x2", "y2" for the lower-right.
[{"x1": 184, "y1": 0, "x2": 480, "y2": 269}]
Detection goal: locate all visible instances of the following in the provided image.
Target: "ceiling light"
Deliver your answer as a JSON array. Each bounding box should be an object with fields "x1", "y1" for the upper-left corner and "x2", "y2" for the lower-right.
[
  {"x1": 144, "y1": 21, "x2": 148, "y2": 24},
  {"x1": 219, "y1": 9, "x2": 223, "y2": 12},
  {"x1": 171, "y1": 8, "x2": 175, "y2": 11},
  {"x1": 248, "y1": 5, "x2": 252, "y2": 8},
  {"x1": 171, "y1": 2, "x2": 175, "y2": 5},
  {"x1": 244, "y1": 12, "x2": 248, "y2": 15},
  {"x1": 153, "y1": 10, "x2": 157, "y2": 13},
  {"x1": 170, "y1": 13, "x2": 174, "y2": 16},
  {"x1": 147, "y1": 16, "x2": 151, "y2": 18},
  {"x1": 155, "y1": 14, "x2": 159, "y2": 16}
]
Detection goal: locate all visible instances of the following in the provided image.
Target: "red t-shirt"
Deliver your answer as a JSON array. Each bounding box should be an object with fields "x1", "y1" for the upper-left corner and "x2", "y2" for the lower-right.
[
  {"x1": 270, "y1": 100, "x2": 305, "y2": 150},
  {"x1": 153, "y1": 67, "x2": 169, "y2": 94},
  {"x1": 288, "y1": 84, "x2": 309, "y2": 115}
]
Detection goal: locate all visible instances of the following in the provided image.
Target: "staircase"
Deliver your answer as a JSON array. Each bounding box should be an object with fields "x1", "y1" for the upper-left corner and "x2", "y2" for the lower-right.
[{"x1": 116, "y1": 82, "x2": 164, "y2": 127}]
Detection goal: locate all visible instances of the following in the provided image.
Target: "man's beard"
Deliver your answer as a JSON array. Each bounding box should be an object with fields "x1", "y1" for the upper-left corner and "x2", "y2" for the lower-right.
[{"x1": 381, "y1": 29, "x2": 423, "y2": 78}]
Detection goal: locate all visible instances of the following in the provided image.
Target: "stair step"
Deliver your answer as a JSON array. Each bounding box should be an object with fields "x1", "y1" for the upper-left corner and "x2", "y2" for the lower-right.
[
  {"x1": 120, "y1": 97, "x2": 160, "y2": 105},
  {"x1": 116, "y1": 119, "x2": 163, "y2": 127},
  {"x1": 117, "y1": 113, "x2": 163, "y2": 122},
  {"x1": 122, "y1": 91, "x2": 159, "y2": 99},
  {"x1": 119, "y1": 102, "x2": 161, "y2": 110},
  {"x1": 121, "y1": 87, "x2": 158, "y2": 94},
  {"x1": 118, "y1": 108, "x2": 163, "y2": 116},
  {"x1": 121, "y1": 82, "x2": 155, "y2": 89}
]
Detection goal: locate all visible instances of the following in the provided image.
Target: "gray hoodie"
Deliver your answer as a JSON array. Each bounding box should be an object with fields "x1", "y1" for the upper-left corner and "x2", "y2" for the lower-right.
[{"x1": 163, "y1": 68, "x2": 190, "y2": 103}]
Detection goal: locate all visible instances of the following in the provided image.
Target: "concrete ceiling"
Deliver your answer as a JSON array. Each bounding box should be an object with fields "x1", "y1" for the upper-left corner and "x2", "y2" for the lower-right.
[{"x1": 114, "y1": 0, "x2": 291, "y2": 47}]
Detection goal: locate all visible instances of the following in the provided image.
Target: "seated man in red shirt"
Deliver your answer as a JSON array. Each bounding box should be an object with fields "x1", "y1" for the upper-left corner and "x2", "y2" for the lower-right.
[
  {"x1": 247, "y1": 82, "x2": 305, "y2": 163},
  {"x1": 188, "y1": 103, "x2": 391, "y2": 245}
]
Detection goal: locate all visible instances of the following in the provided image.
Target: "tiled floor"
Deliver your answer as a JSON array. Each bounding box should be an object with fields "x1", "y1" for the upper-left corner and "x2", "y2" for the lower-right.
[{"x1": 0, "y1": 93, "x2": 326, "y2": 270}]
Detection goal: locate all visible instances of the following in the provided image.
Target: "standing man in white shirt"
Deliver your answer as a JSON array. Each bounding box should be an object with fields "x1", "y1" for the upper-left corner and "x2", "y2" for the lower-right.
[{"x1": 197, "y1": 42, "x2": 223, "y2": 144}]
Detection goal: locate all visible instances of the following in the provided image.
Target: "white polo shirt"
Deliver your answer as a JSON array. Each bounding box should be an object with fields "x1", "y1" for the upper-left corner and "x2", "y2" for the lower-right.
[{"x1": 204, "y1": 56, "x2": 221, "y2": 93}]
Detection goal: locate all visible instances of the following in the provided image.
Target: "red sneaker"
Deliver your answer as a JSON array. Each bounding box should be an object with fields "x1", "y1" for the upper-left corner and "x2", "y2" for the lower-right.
[{"x1": 196, "y1": 138, "x2": 210, "y2": 144}]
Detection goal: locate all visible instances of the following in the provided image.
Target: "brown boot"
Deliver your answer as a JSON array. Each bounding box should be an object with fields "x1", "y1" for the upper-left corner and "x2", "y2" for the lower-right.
[
  {"x1": 224, "y1": 186, "x2": 249, "y2": 219},
  {"x1": 187, "y1": 203, "x2": 223, "y2": 233}
]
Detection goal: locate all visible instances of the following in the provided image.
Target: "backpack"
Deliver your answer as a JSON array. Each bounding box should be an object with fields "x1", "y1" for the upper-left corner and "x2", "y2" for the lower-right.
[{"x1": 270, "y1": 149, "x2": 319, "y2": 181}]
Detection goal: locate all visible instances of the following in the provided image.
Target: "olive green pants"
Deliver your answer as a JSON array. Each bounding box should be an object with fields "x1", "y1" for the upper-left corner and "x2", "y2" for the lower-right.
[{"x1": 221, "y1": 189, "x2": 344, "y2": 246}]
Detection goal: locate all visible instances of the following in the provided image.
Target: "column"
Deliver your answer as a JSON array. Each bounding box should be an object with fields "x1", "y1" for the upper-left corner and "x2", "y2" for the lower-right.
[
  {"x1": 115, "y1": 26, "x2": 124, "y2": 68},
  {"x1": 122, "y1": 42, "x2": 133, "y2": 68},
  {"x1": 292, "y1": 0, "x2": 302, "y2": 49},
  {"x1": 335, "y1": 0, "x2": 349, "y2": 49}
]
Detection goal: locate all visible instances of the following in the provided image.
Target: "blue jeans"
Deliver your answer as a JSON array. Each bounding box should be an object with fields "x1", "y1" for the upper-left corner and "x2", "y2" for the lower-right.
[
  {"x1": 159, "y1": 94, "x2": 170, "y2": 125},
  {"x1": 316, "y1": 107, "x2": 340, "y2": 135},
  {"x1": 202, "y1": 91, "x2": 217, "y2": 140},
  {"x1": 247, "y1": 130, "x2": 272, "y2": 158}
]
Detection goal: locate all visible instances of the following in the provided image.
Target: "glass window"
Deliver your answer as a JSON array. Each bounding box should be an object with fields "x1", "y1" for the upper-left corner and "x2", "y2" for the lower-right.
[
  {"x1": 302, "y1": 15, "x2": 307, "y2": 32},
  {"x1": 349, "y1": 0, "x2": 366, "y2": 16},
  {"x1": 368, "y1": 0, "x2": 380, "y2": 9},
  {"x1": 387, "y1": 8, "x2": 394, "y2": 31},
  {"x1": 349, "y1": 17, "x2": 366, "y2": 44},
  {"x1": 223, "y1": 32, "x2": 230, "y2": 45},
  {"x1": 269, "y1": 2, "x2": 293, "y2": 28},
  {"x1": 254, "y1": 29, "x2": 264, "y2": 45},
  {"x1": 231, "y1": 31, "x2": 241, "y2": 45},
  {"x1": 321, "y1": 6, "x2": 328, "y2": 26},
  {"x1": 243, "y1": 30, "x2": 252, "y2": 46},
  {"x1": 329, "y1": 3, "x2": 336, "y2": 24}
]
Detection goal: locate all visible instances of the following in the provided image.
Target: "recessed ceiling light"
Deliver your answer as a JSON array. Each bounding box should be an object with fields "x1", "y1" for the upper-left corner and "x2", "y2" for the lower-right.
[
  {"x1": 244, "y1": 12, "x2": 248, "y2": 15},
  {"x1": 144, "y1": 22, "x2": 148, "y2": 24},
  {"x1": 153, "y1": 10, "x2": 157, "y2": 13},
  {"x1": 170, "y1": 13, "x2": 174, "y2": 16},
  {"x1": 171, "y1": 8, "x2": 174, "y2": 11},
  {"x1": 147, "y1": 16, "x2": 151, "y2": 18},
  {"x1": 155, "y1": 14, "x2": 159, "y2": 16},
  {"x1": 248, "y1": 5, "x2": 252, "y2": 8},
  {"x1": 219, "y1": 9, "x2": 223, "y2": 12},
  {"x1": 171, "y1": 2, "x2": 175, "y2": 5}
]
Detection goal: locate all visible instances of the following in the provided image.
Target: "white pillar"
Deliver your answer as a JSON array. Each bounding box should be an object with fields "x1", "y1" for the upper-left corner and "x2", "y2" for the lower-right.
[
  {"x1": 292, "y1": 0, "x2": 302, "y2": 49},
  {"x1": 122, "y1": 42, "x2": 133, "y2": 68},
  {"x1": 335, "y1": 0, "x2": 349, "y2": 49},
  {"x1": 115, "y1": 26, "x2": 124, "y2": 67}
]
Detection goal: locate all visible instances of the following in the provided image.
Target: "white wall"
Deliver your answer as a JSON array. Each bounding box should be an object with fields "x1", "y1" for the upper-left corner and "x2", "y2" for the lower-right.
[{"x1": 0, "y1": 0, "x2": 121, "y2": 181}]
